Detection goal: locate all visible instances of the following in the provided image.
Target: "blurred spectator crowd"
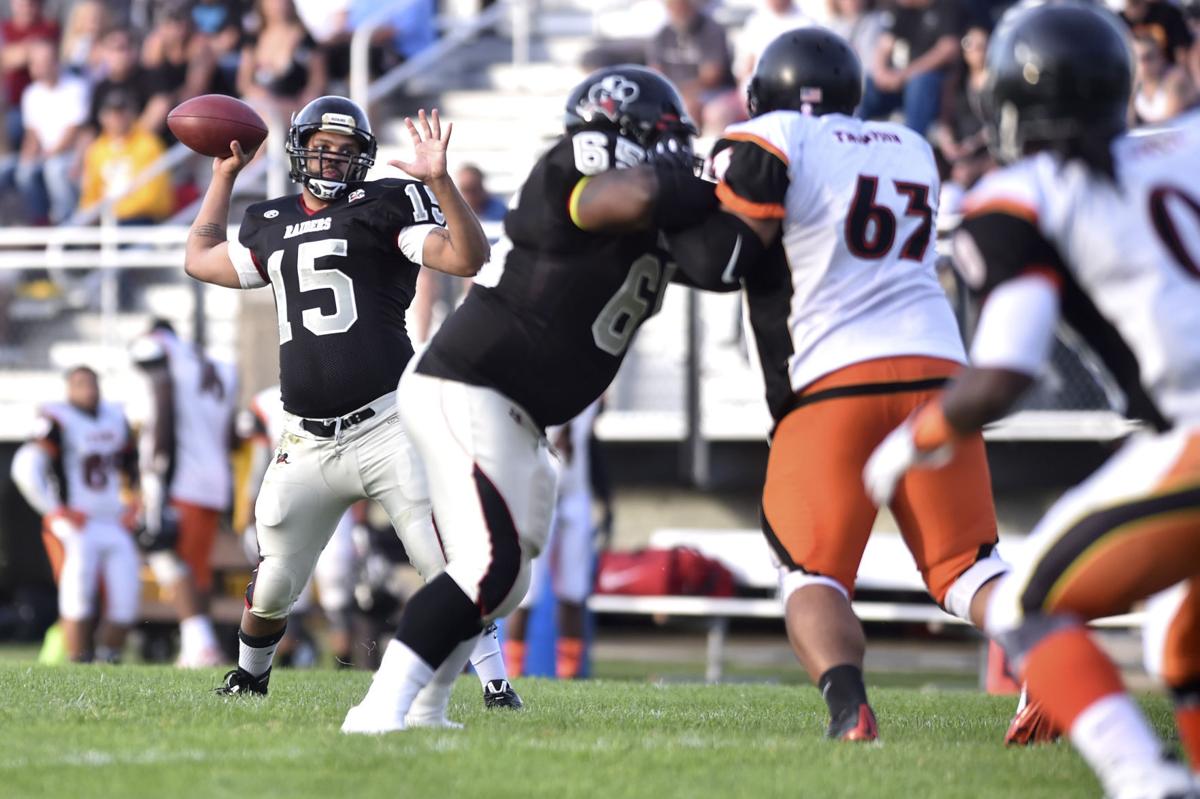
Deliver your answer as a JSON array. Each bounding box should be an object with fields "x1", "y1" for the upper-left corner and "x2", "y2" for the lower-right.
[
  {"x1": 0, "y1": 0, "x2": 437, "y2": 228},
  {"x1": 1, "y1": 0, "x2": 1198, "y2": 233},
  {"x1": 589, "y1": 0, "x2": 1200, "y2": 220}
]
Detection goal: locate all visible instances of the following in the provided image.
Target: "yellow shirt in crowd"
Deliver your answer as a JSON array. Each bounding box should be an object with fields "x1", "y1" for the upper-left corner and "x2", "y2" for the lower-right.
[{"x1": 81, "y1": 128, "x2": 173, "y2": 222}]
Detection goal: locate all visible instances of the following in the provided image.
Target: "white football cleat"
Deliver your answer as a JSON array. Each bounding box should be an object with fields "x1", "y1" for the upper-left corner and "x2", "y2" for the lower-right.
[
  {"x1": 404, "y1": 712, "x2": 464, "y2": 730},
  {"x1": 340, "y1": 701, "x2": 407, "y2": 735},
  {"x1": 1105, "y1": 758, "x2": 1200, "y2": 799},
  {"x1": 176, "y1": 646, "x2": 225, "y2": 669}
]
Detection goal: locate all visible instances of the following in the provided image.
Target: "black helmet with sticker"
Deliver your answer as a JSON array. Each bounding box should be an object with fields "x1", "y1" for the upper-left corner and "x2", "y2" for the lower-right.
[{"x1": 286, "y1": 95, "x2": 378, "y2": 201}]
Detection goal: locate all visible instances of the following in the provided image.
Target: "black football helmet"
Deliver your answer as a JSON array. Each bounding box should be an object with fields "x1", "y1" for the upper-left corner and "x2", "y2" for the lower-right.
[
  {"x1": 286, "y1": 96, "x2": 377, "y2": 201},
  {"x1": 747, "y1": 28, "x2": 862, "y2": 118},
  {"x1": 983, "y1": 0, "x2": 1133, "y2": 166},
  {"x1": 564, "y1": 65, "x2": 698, "y2": 165}
]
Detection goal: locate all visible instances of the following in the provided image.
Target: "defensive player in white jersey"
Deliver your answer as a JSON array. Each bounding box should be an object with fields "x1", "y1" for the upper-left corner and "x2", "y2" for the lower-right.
[
  {"x1": 245, "y1": 385, "x2": 522, "y2": 707},
  {"x1": 504, "y1": 400, "x2": 602, "y2": 680},
  {"x1": 131, "y1": 320, "x2": 238, "y2": 668},
  {"x1": 10, "y1": 366, "x2": 141, "y2": 662},
  {"x1": 700, "y1": 28, "x2": 1008, "y2": 740},
  {"x1": 864, "y1": 4, "x2": 1200, "y2": 796}
]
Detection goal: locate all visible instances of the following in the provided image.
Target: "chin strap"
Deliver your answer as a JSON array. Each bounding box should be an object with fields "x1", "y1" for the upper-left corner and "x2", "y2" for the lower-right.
[{"x1": 305, "y1": 178, "x2": 347, "y2": 201}]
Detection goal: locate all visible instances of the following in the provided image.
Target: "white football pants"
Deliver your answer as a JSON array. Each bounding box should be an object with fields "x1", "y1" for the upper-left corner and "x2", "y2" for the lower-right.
[
  {"x1": 249, "y1": 391, "x2": 444, "y2": 620},
  {"x1": 398, "y1": 364, "x2": 557, "y2": 623},
  {"x1": 51, "y1": 517, "x2": 140, "y2": 624}
]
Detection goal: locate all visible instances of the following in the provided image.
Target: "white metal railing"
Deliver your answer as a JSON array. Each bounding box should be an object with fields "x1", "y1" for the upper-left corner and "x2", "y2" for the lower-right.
[
  {"x1": 350, "y1": 0, "x2": 511, "y2": 110},
  {"x1": 0, "y1": 224, "x2": 191, "y2": 356},
  {"x1": 65, "y1": 142, "x2": 197, "y2": 227}
]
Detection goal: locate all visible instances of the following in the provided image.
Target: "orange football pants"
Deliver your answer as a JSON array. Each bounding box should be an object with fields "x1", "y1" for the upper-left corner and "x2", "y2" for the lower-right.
[
  {"x1": 172, "y1": 500, "x2": 220, "y2": 593},
  {"x1": 1028, "y1": 432, "x2": 1200, "y2": 684},
  {"x1": 762, "y1": 356, "x2": 998, "y2": 604}
]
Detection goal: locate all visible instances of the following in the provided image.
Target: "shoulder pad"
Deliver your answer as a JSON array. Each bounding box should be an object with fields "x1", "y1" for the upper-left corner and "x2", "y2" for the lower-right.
[
  {"x1": 963, "y1": 160, "x2": 1043, "y2": 224},
  {"x1": 243, "y1": 196, "x2": 297, "y2": 225},
  {"x1": 719, "y1": 111, "x2": 799, "y2": 164},
  {"x1": 369, "y1": 177, "x2": 417, "y2": 192}
]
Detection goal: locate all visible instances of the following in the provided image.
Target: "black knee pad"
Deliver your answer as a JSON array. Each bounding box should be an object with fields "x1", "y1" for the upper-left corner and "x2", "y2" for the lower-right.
[{"x1": 393, "y1": 572, "x2": 483, "y2": 667}]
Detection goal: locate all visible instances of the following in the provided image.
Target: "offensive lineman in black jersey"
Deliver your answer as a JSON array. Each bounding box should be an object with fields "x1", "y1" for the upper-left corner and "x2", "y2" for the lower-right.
[
  {"x1": 341, "y1": 66, "x2": 764, "y2": 733},
  {"x1": 182, "y1": 96, "x2": 506, "y2": 714}
]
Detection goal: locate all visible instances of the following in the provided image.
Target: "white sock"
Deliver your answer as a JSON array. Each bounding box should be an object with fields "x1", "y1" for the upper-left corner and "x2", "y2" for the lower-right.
[
  {"x1": 238, "y1": 632, "x2": 282, "y2": 678},
  {"x1": 409, "y1": 636, "x2": 478, "y2": 722},
  {"x1": 470, "y1": 628, "x2": 507, "y2": 686},
  {"x1": 180, "y1": 615, "x2": 217, "y2": 655},
  {"x1": 1070, "y1": 693, "x2": 1165, "y2": 793},
  {"x1": 361, "y1": 640, "x2": 435, "y2": 719}
]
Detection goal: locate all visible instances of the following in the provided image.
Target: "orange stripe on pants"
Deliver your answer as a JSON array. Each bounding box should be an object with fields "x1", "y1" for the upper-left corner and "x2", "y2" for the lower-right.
[
  {"x1": 762, "y1": 356, "x2": 997, "y2": 602},
  {"x1": 1040, "y1": 433, "x2": 1200, "y2": 621},
  {"x1": 1044, "y1": 506, "x2": 1200, "y2": 620}
]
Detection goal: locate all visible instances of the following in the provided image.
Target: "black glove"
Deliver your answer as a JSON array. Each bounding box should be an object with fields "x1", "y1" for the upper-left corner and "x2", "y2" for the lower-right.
[
  {"x1": 135, "y1": 504, "x2": 180, "y2": 552},
  {"x1": 649, "y1": 133, "x2": 701, "y2": 173}
]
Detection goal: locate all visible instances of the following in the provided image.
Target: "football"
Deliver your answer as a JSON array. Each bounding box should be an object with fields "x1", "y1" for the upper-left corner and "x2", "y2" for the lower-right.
[{"x1": 167, "y1": 94, "x2": 269, "y2": 158}]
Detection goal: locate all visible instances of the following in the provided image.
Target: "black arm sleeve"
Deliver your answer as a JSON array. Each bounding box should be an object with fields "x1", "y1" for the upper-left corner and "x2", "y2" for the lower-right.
[
  {"x1": 664, "y1": 211, "x2": 766, "y2": 292},
  {"x1": 956, "y1": 211, "x2": 1066, "y2": 297},
  {"x1": 712, "y1": 137, "x2": 789, "y2": 219},
  {"x1": 146, "y1": 366, "x2": 177, "y2": 485},
  {"x1": 653, "y1": 166, "x2": 720, "y2": 231}
]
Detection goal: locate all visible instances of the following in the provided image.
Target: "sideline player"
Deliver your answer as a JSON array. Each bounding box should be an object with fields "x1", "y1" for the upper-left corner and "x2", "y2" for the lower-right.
[
  {"x1": 864, "y1": 4, "x2": 1200, "y2": 796},
  {"x1": 244, "y1": 384, "x2": 522, "y2": 707},
  {"x1": 130, "y1": 319, "x2": 238, "y2": 668},
  {"x1": 182, "y1": 94, "x2": 490, "y2": 715},
  {"x1": 340, "y1": 66, "x2": 760, "y2": 733},
  {"x1": 695, "y1": 29, "x2": 1008, "y2": 740},
  {"x1": 10, "y1": 366, "x2": 141, "y2": 662},
  {"x1": 504, "y1": 400, "x2": 602, "y2": 680}
]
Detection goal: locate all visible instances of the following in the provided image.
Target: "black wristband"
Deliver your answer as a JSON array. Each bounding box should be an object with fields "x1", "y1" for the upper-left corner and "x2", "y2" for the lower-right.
[{"x1": 653, "y1": 164, "x2": 719, "y2": 231}]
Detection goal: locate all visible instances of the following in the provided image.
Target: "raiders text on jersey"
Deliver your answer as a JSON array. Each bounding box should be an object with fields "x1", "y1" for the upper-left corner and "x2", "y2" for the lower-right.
[{"x1": 236, "y1": 178, "x2": 444, "y2": 418}]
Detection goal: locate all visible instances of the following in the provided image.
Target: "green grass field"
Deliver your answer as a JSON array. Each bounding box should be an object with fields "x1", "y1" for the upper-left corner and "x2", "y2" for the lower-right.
[{"x1": 0, "y1": 662, "x2": 1176, "y2": 799}]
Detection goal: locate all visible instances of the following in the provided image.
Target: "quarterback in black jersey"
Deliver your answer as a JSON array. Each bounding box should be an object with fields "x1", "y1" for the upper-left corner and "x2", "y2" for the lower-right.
[
  {"x1": 183, "y1": 96, "x2": 493, "y2": 711},
  {"x1": 340, "y1": 66, "x2": 763, "y2": 734}
]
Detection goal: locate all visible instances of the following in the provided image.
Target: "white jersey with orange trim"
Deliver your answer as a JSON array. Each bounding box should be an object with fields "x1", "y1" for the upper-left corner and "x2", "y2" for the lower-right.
[
  {"x1": 711, "y1": 111, "x2": 965, "y2": 416},
  {"x1": 956, "y1": 110, "x2": 1200, "y2": 428},
  {"x1": 35, "y1": 401, "x2": 133, "y2": 521},
  {"x1": 150, "y1": 331, "x2": 238, "y2": 509}
]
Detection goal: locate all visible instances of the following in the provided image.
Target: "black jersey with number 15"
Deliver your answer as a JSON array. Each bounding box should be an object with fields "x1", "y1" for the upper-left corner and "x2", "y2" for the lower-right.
[
  {"x1": 416, "y1": 131, "x2": 674, "y2": 429},
  {"x1": 238, "y1": 178, "x2": 445, "y2": 419}
]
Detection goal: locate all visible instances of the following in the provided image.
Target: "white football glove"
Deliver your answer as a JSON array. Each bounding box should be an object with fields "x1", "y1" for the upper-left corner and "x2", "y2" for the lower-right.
[{"x1": 863, "y1": 419, "x2": 955, "y2": 506}]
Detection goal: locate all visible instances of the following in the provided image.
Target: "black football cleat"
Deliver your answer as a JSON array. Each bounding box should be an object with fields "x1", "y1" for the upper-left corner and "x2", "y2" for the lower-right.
[
  {"x1": 215, "y1": 667, "x2": 270, "y2": 697},
  {"x1": 483, "y1": 679, "x2": 523, "y2": 710},
  {"x1": 826, "y1": 703, "x2": 878, "y2": 742}
]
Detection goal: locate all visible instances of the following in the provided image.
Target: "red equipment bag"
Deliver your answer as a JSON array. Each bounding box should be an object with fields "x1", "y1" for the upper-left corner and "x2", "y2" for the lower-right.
[{"x1": 594, "y1": 547, "x2": 736, "y2": 597}]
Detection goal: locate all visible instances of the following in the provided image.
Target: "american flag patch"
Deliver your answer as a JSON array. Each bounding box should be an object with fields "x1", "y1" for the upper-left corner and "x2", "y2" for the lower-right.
[{"x1": 800, "y1": 87, "x2": 823, "y2": 103}]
